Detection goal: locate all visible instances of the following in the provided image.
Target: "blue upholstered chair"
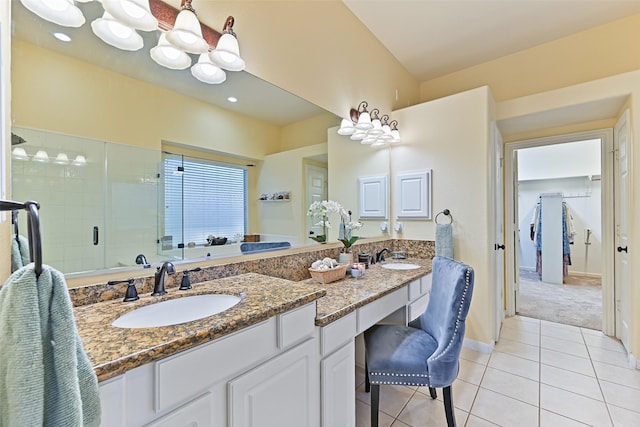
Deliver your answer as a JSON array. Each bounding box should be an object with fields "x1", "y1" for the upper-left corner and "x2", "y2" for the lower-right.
[{"x1": 364, "y1": 256, "x2": 475, "y2": 427}]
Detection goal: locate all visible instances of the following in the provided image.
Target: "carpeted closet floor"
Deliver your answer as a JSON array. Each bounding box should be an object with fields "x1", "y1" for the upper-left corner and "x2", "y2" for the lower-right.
[{"x1": 517, "y1": 269, "x2": 602, "y2": 330}]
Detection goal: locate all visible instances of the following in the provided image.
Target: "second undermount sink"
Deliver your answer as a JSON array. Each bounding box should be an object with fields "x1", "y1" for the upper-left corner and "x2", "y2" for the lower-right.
[
  {"x1": 381, "y1": 263, "x2": 421, "y2": 270},
  {"x1": 112, "y1": 294, "x2": 241, "y2": 329}
]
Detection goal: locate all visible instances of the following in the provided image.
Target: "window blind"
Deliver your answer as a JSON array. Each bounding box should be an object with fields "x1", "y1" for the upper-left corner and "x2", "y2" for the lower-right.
[{"x1": 163, "y1": 155, "x2": 247, "y2": 246}]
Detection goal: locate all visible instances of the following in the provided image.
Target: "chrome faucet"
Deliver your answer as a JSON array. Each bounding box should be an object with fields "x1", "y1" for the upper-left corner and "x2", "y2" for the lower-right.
[
  {"x1": 375, "y1": 248, "x2": 391, "y2": 263},
  {"x1": 152, "y1": 261, "x2": 175, "y2": 296}
]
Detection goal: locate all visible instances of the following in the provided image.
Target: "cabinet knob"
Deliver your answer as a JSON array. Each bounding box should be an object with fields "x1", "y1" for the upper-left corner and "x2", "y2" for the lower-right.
[{"x1": 617, "y1": 246, "x2": 628, "y2": 253}]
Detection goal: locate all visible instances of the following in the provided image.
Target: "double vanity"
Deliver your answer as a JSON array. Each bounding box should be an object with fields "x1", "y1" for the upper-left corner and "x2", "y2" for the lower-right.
[{"x1": 73, "y1": 249, "x2": 433, "y2": 427}]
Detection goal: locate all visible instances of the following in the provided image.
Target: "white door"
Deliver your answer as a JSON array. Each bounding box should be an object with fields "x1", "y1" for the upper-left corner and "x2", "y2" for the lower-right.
[
  {"x1": 492, "y1": 124, "x2": 505, "y2": 339},
  {"x1": 507, "y1": 150, "x2": 520, "y2": 315},
  {"x1": 306, "y1": 164, "x2": 327, "y2": 239},
  {"x1": 614, "y1": 110, "x2": 630, "y2": 350}
]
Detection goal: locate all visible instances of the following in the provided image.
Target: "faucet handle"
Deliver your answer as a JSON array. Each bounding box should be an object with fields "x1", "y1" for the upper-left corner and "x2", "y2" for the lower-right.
[
  {"x1": 179, "y1": 267, "x2": 201, "y2": 290},
  {"x1": 108, "y1": 278, "x2": 139, "y2": 302}
]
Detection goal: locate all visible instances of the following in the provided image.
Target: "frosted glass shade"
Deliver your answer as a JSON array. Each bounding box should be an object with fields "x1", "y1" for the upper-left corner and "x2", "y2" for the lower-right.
[
  {"x1": 368, "y1": 118, "x2": 383, "y2": 136},
  {"x1": 191, "y1": 53, "x2": 226, "y2": 84},
  {"x1": 150, "y1": 33, "x2": 191, "y2": 70},
  {"x1": 103, "y1": 0, "x2": 158, "y2": 31},
  {"x1": 355, "y1": 111, "x2": 373, "y2": 130},
  {"x1": 165, "y1": 9, "x2": 209, "y2": 54},
  {"x1": 20, "y1": 0, "x2": 85, "y2": 27},
  {"x1": 92, "y1": 12, "x2": 143, "y2": 51},
  {"x1": 337, "y1": 118, "x2": 356, "y2": 136},
  {"x1": 210, "y1": 33, "x2": 245, "y2": 71}
]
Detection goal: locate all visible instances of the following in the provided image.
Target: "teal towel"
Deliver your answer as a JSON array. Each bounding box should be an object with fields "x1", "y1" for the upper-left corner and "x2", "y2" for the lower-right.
[
  {"x1": 10, "y1": 235, "x2": 31, "y2": 273},
  {"x1": 435, "y1": 223, "x2": 454, "y2": 259},
  {"x1": 0, "y1": 264, "x2": 101, "y2": 427}
]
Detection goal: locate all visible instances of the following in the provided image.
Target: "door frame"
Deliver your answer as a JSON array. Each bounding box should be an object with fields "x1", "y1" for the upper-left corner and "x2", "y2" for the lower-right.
[{"x1": 503, "y1": 129, "x2": 614, "y2": 334}]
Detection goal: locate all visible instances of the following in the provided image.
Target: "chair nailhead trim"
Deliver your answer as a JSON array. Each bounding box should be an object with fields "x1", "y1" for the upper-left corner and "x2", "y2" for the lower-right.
[
  {"x1": 371, "y1": 381, "x2": 427, "y2": 386},
  {"x1": 370, "y1": 372, "x2": 429, "y2": 377},
  {"x1": 428, "y1": 267, "x2": 472, "y2": 363}
]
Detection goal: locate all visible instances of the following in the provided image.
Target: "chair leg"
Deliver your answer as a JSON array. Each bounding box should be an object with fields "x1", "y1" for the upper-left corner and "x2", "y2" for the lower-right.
[
  {"x1": 364, "y1": 359, "x2": 371, "y2": 393},
  {"x1": 442, "y1": 385, "x2": 456, "y2": 427},
  {"x1": 370, "y1": 384, "x2": 380, "y2": 427},
  {"x1": 429, "y1": 386, "x2": 437, "y2": 399}
]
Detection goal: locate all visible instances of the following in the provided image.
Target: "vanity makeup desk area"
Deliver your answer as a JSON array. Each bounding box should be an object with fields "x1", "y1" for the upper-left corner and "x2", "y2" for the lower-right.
[{"x1": 73, "y1": 241, "x2": 433, "y2": 427}]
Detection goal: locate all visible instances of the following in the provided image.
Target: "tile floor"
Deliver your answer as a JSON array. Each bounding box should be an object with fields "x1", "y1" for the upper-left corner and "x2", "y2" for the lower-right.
[{"x1": 355, "y1": 315, "x2": 640, "y2": 426}]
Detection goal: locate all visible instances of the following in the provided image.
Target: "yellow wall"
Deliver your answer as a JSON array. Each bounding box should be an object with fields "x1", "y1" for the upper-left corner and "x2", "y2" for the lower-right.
[
  {"x1": 420, "y1": 13, "x2": 640, "y2": 103},
  {"x1": 280, "y1": 112, "x2": 338, "y2": 152},
  {"x1": 387, "y1": 87, "x2": 494, "y2": 345},
  {"x1": 12, "y1": 41, "x2": 281, "y2": 159},
  {"x1": 0, "y1": 2, "x2": 10, "y2": 281},
  {"x1": 257, "y1": 142, "x2": 328, "y2": 243}
]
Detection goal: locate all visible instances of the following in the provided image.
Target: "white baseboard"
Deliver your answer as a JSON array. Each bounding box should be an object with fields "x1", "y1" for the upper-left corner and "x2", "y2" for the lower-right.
[{"x1": 463, "y1": 338, "x2": 494, "y2": 354}]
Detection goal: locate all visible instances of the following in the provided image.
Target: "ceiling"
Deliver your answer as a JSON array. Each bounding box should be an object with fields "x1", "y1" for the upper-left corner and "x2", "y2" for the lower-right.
[
  {"x1": 344, "y1": 0, "x2": 640, "y2": 82},
  {"x1": 12, "y1": 1, "x2": 640, "y2": 129}
]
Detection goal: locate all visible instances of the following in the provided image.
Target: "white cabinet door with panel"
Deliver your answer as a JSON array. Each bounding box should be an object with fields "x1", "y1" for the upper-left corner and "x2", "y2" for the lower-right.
[
  {"x1": 321, "y1": 340, "x2": 355, "y2": 427},
  {"x1": 228, "y1": 339, "x2": 319, "y2": 427}
]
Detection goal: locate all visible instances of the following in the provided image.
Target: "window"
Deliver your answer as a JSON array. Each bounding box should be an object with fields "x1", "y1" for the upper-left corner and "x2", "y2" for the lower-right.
[{"x1": 162, "y1": 154, "x2": 247, "y2": 246}]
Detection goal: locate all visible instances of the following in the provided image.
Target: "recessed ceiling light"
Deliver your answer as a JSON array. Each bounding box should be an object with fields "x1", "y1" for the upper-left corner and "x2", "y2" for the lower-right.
[
  {"x1": 227, "y1": 96, "x2": 238, "y2": 103},
  {"x1": 54, "y1": 32, "x2": 72, "y2": 42}
]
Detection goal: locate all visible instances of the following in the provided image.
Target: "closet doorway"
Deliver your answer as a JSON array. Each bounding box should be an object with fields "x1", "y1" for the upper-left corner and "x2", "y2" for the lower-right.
[{"x1": 505, "y1": 129, "x2": 613, "y2": 331}]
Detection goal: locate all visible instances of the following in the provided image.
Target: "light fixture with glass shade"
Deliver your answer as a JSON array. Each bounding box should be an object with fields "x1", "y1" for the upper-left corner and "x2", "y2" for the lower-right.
[
  {"x1": 150, "y1": 32, "x2": 191, "y2": 70},
  {"x1": 102, "y1": 0, "x2": 158, "y2": 31},
  {"x1": 191, "y1": 53, "x2": 226, "y2": 84},
  {"x1": 33, "y1": 150, "x2": 50, "y2": 163},
  {"x1": 20, "y1": 0, "x2": 85, "y2": 27},
  {"x1": 12, "y1": 147, "x2": 29, "y2": 161},
  {"x1": 209, "y1": 16, "x2": 245, "y2": 71},
  {"x1": 92, "y1": 12, "x2": 144, "y2": 51},
  {"x1": 354, "y1": 101, "x2": 373, "y2": 131},
  {"x1": 54, "y1": 153, "x2": 70, "y2": 165},
  {"x1": 73, "y1": 155, "x2": 87, "y2": 166},
  {"x1": 165, "y1": 0, "x2": 209, "y2": 54},
  {"x1": 336, "y1": 101, "x2": 401, "y2": 146}
]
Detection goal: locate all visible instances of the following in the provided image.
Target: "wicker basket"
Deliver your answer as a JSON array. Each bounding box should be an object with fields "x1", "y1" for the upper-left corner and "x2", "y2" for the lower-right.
[{"x1": 308, "y1": 264, "x2": 348, "y2": 284}]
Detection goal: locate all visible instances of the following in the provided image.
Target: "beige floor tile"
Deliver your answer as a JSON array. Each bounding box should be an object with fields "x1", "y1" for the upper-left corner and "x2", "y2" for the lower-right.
[
  {"x1": 414, "y1": 380, "x2": 477, "y2": 412},
  {"x1": 356, "y1": 399, "x2": 395, "y2": 427},
  {"x1": 355, "y1": 384, "x2": 415, "y2": 418},
  {"x1": 497, "y1": 326, "x2": 540, "y2": 347},
  {"x1": 395, "y1": 391, "x2": 468, "y2": 427},
  {"x1": 593, "y1": 361, "x2": 640, "y2": 390},
  {"x1": 540, "y1": 364, "x2": 603, "y2": 400},
  {"x1": 503, "y1": 316, "x2": 540, "y2": 334},
  {"x1": 580, "y1": 326, "x2": 604, "y2": 336},
  {"x1": 540, "y1": 321, "x2": 584, "y2": 343},
  {"x1": 539, "y1": 409, "x2": 591, "y2": 426},
  {"x1": 457, "y1": 358, "x2": 487, "y2": 385},
  {"x1": 460, "y1": 347, "x2": 491, "y2": 366},
  {"x1": 470, "y1": 388, "x2": 538, "y2": 427},
  {"x1": 487, "y1": 351, "x2": 540, "y2": 381},
  {"x1": 541, "y1": 335, "x2": 589, "y2": 358},
  {"x1": 465, "y1": 415, "x2": 500, "y2": 426},
  {"x1": 600, "y1": 379, "x2": 640, "y2": 411},
  {"x1": 540, "y1": 348, "x2": 595, "y2": 376},
  {"x1": 540, "y1": 384, "x2": 612, "y2": 427},
  {"x1": 608, "y1": 404, "x2": 640, "y2": 427},
  {"x1": 583, "y1": 333, "x2": 626, "y2": 353},
  {"x1": 587, "y1": 345, "x2": 632, "y2": 369},
  {"x1": 480, "y1": 366, "x2": 539, "y2": 406},
  {"x1": 389, "y1": 420, "x2": 410, "y2": 427},
  {"x1": 494, "y1": 337, "x2": 540, "y2": 362}
]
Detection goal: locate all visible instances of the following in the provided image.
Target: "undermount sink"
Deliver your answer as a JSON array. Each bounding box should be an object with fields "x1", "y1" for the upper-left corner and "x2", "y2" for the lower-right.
[
  {"x1": 381, "y1": 263, "x2": 421, "y2": 270},
  {"x1": 112, "y1": 294, "x2": 241, "y2": 328}
]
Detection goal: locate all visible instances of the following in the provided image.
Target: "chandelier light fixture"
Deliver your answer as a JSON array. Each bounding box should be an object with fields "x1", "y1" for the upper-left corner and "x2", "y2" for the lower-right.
[
  {"x1": 20, "y1": 0, "x2": 246, "y2": 86},
  {"x1": 337, "y1": 101, "x2": 401, "y2": 145}
]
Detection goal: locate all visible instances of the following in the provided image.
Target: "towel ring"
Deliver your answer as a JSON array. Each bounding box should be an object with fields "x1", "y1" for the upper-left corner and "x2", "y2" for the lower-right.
[{"x1": 435, "y1": 209, "x2": 453, "y2": 224}]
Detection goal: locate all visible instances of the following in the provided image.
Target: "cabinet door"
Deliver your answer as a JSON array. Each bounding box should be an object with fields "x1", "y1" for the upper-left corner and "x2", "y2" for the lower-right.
[
  {"x1": 146, "y1": 393, "x2": 212, "y2": 427},
  {"x1": 228, "y1": 339, "x2": 318, "y2": 427},
  {"x1": 321, "y1": 340, "x2": 355, "y2": 427}
]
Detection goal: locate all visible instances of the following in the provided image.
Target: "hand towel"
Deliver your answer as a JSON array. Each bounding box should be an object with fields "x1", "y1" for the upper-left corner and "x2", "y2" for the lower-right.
[
  {"x1": 10, "y1": 234, "x2": 30, "y2": 272},
  {"x1": 0, "y1": 264, "x2": 101, "y2": 427},
  {"x1": 435, "y1": 223, "x2": 454, "y2": 259}
]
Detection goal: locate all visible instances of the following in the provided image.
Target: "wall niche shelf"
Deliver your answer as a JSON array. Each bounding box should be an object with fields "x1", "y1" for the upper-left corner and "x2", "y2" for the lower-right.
[{"x1": 259, "y1": 191, "x2": 291, "y2": 201}]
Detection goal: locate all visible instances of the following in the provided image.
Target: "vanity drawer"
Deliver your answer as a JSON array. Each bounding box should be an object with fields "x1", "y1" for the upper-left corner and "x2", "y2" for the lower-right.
[
  {"x1": 357, "y1": 287, "x2": 407, "y2": 333},
  {"x1": 408, "y1": 279, "x2": 422, "y2": 300},
  {"x1": 155, "y1": 318, "x2": 277, "y2": 412},
  {"x1": 408, "y1": 293, "x2": 430, "y2": 322},
  {"x1": 320, "y1": 311, "x2": 357, "y2": 356},
  {"x1": 421, "y1": 274, "x2": 432, "y2": 295},
  {"x1": 278, "y1": 302, "x2": 316, "y2": 349}
]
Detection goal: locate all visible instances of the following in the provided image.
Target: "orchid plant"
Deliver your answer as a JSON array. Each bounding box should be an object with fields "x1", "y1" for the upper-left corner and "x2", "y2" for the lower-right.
[{"x1": 307, "y1": 200, "x2": 362, "y2": 250}]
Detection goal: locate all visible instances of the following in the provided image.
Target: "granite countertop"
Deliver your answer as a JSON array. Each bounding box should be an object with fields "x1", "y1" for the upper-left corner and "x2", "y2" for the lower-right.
[
  {"x1": 306, "y1": 258, "x2": 433, "y2": 326},
  {"x1": 74, "y1": 273, "x2": 325, "y2": 382}
]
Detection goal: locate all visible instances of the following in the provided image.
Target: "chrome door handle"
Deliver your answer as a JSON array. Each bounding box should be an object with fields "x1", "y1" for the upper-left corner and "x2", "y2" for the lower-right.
[{"x1": 617, "y1": 246, "x2": 628, "y2": 253}]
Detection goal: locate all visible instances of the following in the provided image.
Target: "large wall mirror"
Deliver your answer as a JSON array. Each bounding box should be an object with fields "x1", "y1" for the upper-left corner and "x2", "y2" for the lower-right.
[{"x1": 10, "y1": 0, "x2": 342, "y2": 276}]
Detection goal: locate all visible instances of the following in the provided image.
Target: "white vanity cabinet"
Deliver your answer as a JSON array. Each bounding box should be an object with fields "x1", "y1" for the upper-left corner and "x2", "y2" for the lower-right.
[
  {"x1": 98, "y1": 302, "x2": 317, "y2": 427},
  {"x1": 407, "y1": 273, "x2": 432, "y2": 322}
]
